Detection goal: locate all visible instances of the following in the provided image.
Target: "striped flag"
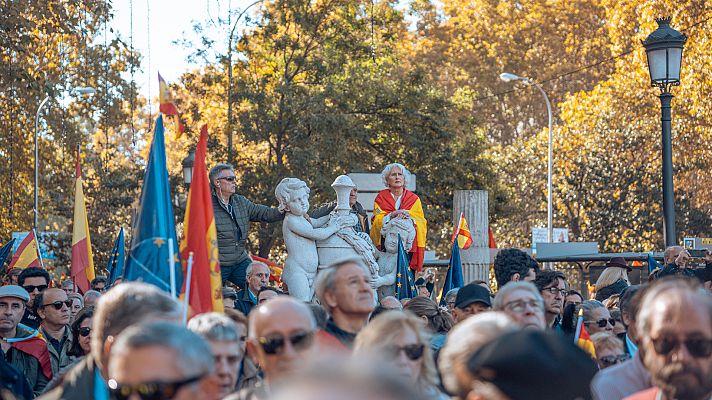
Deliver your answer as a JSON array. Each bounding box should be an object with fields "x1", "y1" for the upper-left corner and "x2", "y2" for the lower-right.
[
  {"x1": 450, "y1": 212, "x2": 473, "y2": 249},
  {"x1": 8, "y1": 231, "x2": 42, "y2": 269},
  {"x1": 179, "y1": 125, "x2": 223, "y2": 317},
  {"x1": 158, "y1": 72, "x2": 185, "y2": 138},
  {"x1": 70, "y1": 147, "x2": 95, "y2": 293},
  {"x1": 574, "y1": 309, "x2": 596, "y2": 358}
]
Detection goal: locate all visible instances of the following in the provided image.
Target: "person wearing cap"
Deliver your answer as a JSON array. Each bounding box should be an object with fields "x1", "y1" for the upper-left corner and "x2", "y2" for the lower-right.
[
  {"x1": 0, "y1": 285, "x2": 52, "y2": 396},
  {"x1": 452, "y1": 283, "x2": 491, "y2": 323},
  {"x1": 533, "y1": 270, "x2": 567, "y2": 330},
  {"x1": 594, "y1": 257, "x2": 631, "y2": 302},
  {"x1": 223, "y1": 287, "x2": 238, "y2": 309},
  {"x1": 466, "y1": 330, "x2": 598, "y2": 400}
]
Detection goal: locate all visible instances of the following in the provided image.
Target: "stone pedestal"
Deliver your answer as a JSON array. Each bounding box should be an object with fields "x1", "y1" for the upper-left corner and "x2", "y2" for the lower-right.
[{"x1": 453, "y1": 190, "x2": 489, "y2": 283}]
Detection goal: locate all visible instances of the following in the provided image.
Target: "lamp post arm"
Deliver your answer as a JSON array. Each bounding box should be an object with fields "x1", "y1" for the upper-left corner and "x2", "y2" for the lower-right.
[{"x1": 34, "y1": 95, "x2": 51, "y2": 230}]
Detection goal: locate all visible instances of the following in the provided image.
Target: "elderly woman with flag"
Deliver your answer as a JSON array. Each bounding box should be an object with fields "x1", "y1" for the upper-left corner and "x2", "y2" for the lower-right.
[{"x1": 370, "y1": 163, "x2": 427, "y2": 272}]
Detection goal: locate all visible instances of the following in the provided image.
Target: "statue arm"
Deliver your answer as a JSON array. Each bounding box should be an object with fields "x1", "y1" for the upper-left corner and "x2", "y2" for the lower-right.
[
  {"x1": 378, "y1": 266, "x2": 398, "y2": 287},
  {"x1": 286, "y1": 215, "x2": 344, "y2": 241},
  {"x1": 310, "y1": 215, "x2": 330, "y2": 228}
]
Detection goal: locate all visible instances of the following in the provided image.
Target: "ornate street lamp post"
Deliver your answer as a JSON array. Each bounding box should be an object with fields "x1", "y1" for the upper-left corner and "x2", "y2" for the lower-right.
[
  {"x1": 181, "y1": 149, "x2": 195, "y2": 189},
  {"x1": 642, "y1": 17, "x2": 686, "y2": 247}
]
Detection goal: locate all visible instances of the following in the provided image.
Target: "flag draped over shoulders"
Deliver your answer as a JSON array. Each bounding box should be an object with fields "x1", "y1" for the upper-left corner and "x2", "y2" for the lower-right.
[{"x1": 370, "y1": 189, "x2": 427, "y2": 271}]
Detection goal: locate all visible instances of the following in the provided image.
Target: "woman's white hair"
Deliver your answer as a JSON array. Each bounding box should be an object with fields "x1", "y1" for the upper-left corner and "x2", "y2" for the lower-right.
[{"x1": 380, "y1": 163, "x2": 412, "y2": 188}]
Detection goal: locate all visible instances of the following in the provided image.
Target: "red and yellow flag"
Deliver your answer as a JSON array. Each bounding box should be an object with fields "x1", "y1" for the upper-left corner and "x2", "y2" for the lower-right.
[
  {"x1": 8, "y1": 230, "x2": 41, "y2": 269},
  {"x1": 71, "y1": 149, "x2": 95, "y2": 293},
  {"x1": 371, "y1": 189, "x2": 427, "y2": 271},
  {"x1": 158, "y1": 72, "x2": 185, "y2": 138},
  {"x1": 451, "y1": 212, "x2": 473, "y2": 249},
  {"x1": 180, "y1": 125, "x2": 223, "y2": 317},
  {"x1": 575, "y1": 309, "x2": 597, "y2": 358}
]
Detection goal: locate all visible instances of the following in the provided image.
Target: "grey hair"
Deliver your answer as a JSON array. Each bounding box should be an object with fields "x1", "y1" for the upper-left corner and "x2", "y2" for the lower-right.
[
  {"x1": 438, "y1": 312, "x2": 517, "y2": 396},
  {"x1": 445, "y1": 288, "x2": 459, "y2": 303},
  {"x1": 492, "y1": 281, "x2": 545, "y2": 312},
  {"x1": 380, "y1": 163, "x2": 412, "y2": 188},
  {"x1": 246, "y1": 261, "x2": 270, "y2": 278},
  {"x1": 92, "y1": 282, "x2": 182, "y2": 368},
  {"x1": 575, "y1": 300, "x2": 607, "y2": 323},
  {"x1": 314, "y1": 258, "x2": 367, "y2": 313},
  {"x1": 187, "y1": 312, "x2": 240, "y2": 342},
  {"x1": 110, "y1": 321, "x2": 214, "y2": 378},
  {"x1": 636, "y1": 278, "x2": 710, "y2": 337},
  {"x1": 83, "y1": 290, "x2": 101, "y2": 303},
  {"x1": 209, "y1": 163, "x2": 234, "y2": 188},
  {"x1": 663, "y1": 245, "x2": 684, "y2": 265},
  {"x1": 274, "y1": 177, "x2": 309, "y2": 213}
]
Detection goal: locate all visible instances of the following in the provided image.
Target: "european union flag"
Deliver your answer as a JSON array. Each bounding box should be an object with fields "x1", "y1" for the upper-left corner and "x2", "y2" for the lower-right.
[
  {"x1": 124, "y1": 115, "x2": 182, "y2": 294},
  {"x1": 107, "y1": 227, "x2": 125, "y2": 287},
  {"x1": 647, "y1": 253, "x2": 663, "y2": 274},
  {"x1": 395, "y1": 235, "x2": 417, "y2": 300},
  {"x1": 0, "y1": 238, "x2": 16, "y2": 273},
  {"x1": 440, "y1": 234, "x2": 464, "y2": 305}
]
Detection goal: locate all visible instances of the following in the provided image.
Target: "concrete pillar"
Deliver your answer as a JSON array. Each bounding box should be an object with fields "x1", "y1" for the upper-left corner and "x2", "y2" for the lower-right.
[{"x1": 453, "y1": 190, "x2": 489, "y2": 283}]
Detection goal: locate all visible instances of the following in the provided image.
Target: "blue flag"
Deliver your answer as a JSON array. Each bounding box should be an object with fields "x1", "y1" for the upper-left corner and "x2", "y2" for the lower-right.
[
  {"x1": 107, "y1": 227, "x2": 126, "y2": 286},
  {"x1": 0, "y1": 238, "x2": 16, "y2": 273},
  {"x1": 647, "y1": 253, "x2": 663, "y2": 274},
  {"x1": 124, "y1": 115, "x2": 182, "y2": 294},
  {"x1": 440, "y1": 234, "x2": 464, "y2": 305},
  {"x1": 395, "y1": 235, "x2": 417, "y2": 300}
]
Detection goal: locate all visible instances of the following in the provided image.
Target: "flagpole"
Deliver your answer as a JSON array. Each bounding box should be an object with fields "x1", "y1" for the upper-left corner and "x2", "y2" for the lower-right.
[
  {"x1": 33, "y1": 229, "x2": 44, "y2": 268},
  {"x1": 182, "y1": 252, "x2": 194, "y2": 325},
  {"x1": 168, "y1": 238, "x2": 176, "y2": 297}
]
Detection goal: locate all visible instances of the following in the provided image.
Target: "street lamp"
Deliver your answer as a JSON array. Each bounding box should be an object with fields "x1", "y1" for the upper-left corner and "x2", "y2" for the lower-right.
[
  {"x1": 35, "y1": 87, "x2": 96, "y2": 230},
  {"x1": 642, "y1": 17, "x2": 686, "y2": 247},
  {"x1": 500, "y1": 72, "x2": 554, "y2": 243},
  {"x1": 182, "y1": 149, "x2": 195, "y2": 188}
]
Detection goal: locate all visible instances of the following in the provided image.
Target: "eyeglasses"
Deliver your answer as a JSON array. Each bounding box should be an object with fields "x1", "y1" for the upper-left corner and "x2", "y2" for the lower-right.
[
  {"x1": 541, "y1": 287, "x2": 568, "y2": 297},
  {"x1": 22, "y1": 284, "x2": 48, "y2": 293},
  {"x1": 108, "y1": 375, "x2": 204, "y2": 400},
  {"x1": 585, "y1": 318, "x2": 616, "y2": 328},
  {"x1": 41, "y1": 300, "x2": 73, "y2": 310},
  {"x1": 504, "y1": 299, "x2": 543, "y2": 313},
  {"x1": 598, "y1": 353, "x2": 630, "y2": 367},
  {"x1": 78, "y1": 327, "x2": 92, "y2": 337},
  {"x1": 385, "y1": 344, "x2": 425, "y2": 361},
  {"x1": 218, "y1": 176, "x2": 236, "y2": 182},
  {"x1": 257, "y1": 330, "x2": 315, "y2": 355},
  {"x1": 650, "y1": 336, "x2": 712, "y2": 358}
]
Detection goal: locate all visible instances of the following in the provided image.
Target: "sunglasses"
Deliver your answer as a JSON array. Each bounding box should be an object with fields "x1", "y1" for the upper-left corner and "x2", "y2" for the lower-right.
[
  {"x1": 541, "y1": 287, "x2": 568, "y2": 297},
  {"x1": 586, "y1": 318, "x2": 616, "y2": 328},
  {"x1": 257, "y1": 330, "x2": 315, "y2": 355},
  {"x1": 218, "y1": 176, "x2": 236, "y2": 182},
  {"x1": 79, "y1": 327, "x2": 92, "y2": 337},
  {"x1": 41, "y1": 300, "x2": 73, "y2": 310},
  {"x1": 108, "y1": 375, "x2": 203, "y2": 400},
  {"x1": 22, "y1": 284, "x2": 48, "y2": 293},
  {"x1": 650, "y1": 336, "x2": 712, "y2": 358},
  {"x1": 385, "y1": 344, "x2": 425, "y2": 361},
  {"x1": 598, "y1": 353, "x2": 630, "y2": 367}
]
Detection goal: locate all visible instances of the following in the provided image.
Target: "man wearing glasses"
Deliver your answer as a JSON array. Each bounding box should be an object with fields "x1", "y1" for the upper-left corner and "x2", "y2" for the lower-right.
[
  {"x1": 625, "y1": 278, "x2": 712, "y2": 400},
  {"x1": 18, "y1": 267, "x2": 51, "y2": 330},
  {"x1": 36, "y1": 288, "x2": 74, "y2": 375},
  {"x1": 209, "y1": 163, "x2": 285, "y2": 291},
  {"x1": 228, "y1": 296, "x2": 317, "y2": 400},
  {"x1": 533, "y1": 270, "x2": 568, "y2": 330}
]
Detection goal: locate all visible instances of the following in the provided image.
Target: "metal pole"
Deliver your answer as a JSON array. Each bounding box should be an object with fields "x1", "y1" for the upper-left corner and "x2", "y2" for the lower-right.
[
  {"x1": 532, "y1": 83, "x2": 553, "y2": 243},
  {"x1": 660, "y1": 92, "x2": 676, "y2": 247},
  {"x1": 34, "y1": 96, "x2": 51, "y2": 230}
]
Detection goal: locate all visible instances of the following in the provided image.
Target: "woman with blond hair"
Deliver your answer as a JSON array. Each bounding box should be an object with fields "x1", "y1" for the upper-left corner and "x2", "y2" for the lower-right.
[
  {"x1": 403, "y1": 296, "x2": 454, "y2": 351},
  {"x1": 354, "y1": 311, "x2": 448, "y2": 400},
  {"x1": 594, "y1": 257, "x2": 630, "y2": 302}
]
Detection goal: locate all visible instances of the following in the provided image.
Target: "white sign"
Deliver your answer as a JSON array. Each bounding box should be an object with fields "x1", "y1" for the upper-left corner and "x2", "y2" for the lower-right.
[{"x1": 532, "y1": 228, "x2": 569, "y2": 246}]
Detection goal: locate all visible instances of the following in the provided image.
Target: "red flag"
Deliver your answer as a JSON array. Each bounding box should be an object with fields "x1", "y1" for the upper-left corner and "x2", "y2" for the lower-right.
[
  {"x1": 8, "y1": 230, "x2": 41, "y2": 269},
  {"x1": 488, "y1": 226, "x2": 497, "y2": 248},
  {"x1": 450, "y1": 212, "x2": 473, "y2": 249},
  {"x1": 180, "y1": 125, "x2": 223, "y2": 317},
  {"x1": 12, "y1": 337, "x2": 53, "y2": 380},
  {"x1": 158, "y1": 72, "x2": 185, "y2": 137},
  {"x1": 70, "y1": 147, "x2": 95, "y2": 293}
]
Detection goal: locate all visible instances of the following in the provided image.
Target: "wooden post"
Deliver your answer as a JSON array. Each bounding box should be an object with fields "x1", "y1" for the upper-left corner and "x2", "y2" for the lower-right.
[{"x1": 453, "y1": 190, "x2": 489, "y2": 283}]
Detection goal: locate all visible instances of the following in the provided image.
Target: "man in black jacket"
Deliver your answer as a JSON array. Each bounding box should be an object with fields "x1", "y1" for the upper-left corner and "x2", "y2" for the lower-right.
[
  {"x1": 234, "y1": 262, "x2": 270, "y2": 315},
  {"x1": 210, "y1": 163, "x2": 284, "y2": 290},
  {"x1": 659, "y1": 246, "x2": 712, "y2": 284}
]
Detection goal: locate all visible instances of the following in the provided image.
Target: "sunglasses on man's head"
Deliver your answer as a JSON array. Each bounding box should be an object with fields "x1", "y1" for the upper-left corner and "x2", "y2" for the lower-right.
[
  {"x1": 22, "y1": 284, "x2": 48, "y2": 293},
  {"x1": 385, "y1": 344, "x2": 425, "y2": 361},
  {"x1": 257, "y1": 330, "x2": 315, "y2": 355},
  {"x1": 108, "y1": 375, "x2": 203, "y2": 400},
  {"x1": 585, "y1": 318, "x2": 616, "y2": 328},
  {"x1": 651, "y1": 336, "x2": 712, "y2": 358},
  {"x1": 41, "y1": 300, "x2": 73, "y2": 310}
]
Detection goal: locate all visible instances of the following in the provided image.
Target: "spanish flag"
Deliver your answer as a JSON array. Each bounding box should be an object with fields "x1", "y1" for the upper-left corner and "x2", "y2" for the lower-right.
[
  {"x1": 158, "y1": 72, "x2": 185, "y2": 138},
  {"x1": 180, "y1": 125, "x2": 223, "y2": 317},
  {"x1": 371, "y1": 189, "x2": 427, "y2": 271},
  {"x1": 71, "y1": 148, "x2": 95, "y2": 293},
  {"x1": 8, "y1": 230, "x2": 42, "y2": 269},
  {"x1": 451, "y1": 212, "x2": 473, "y2": 249},
  {"x1": 574, "y1": 309, "x2": 596, "y2": 358}
]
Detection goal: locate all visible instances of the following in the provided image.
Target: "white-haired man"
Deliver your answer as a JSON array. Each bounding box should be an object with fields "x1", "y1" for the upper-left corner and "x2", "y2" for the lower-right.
[
  {"x1": 492, "y1": 281, "x2": 546, "y2": 330},
  {"x1": 235, "y1": 261, "x2": 271, "y2": 315}
]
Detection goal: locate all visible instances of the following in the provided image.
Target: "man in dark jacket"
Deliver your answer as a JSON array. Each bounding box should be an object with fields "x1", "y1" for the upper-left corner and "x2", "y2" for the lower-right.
[
  {"x1": 234, "y1": 262, "x2": 270, "y2": 315},
  {"x1": 659, "y1": 246, "x2": 712, "y2": 284},
  {"x1": 210, "y1": 163, "x2": 284, "y2": 290}
]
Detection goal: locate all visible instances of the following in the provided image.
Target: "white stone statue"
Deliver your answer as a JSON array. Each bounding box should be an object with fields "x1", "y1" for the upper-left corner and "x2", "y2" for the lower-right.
[
  {"x1": 275, "y1": 177, "x2": 350, "y2": 302},
  {"x1": 375, "y1": 214, "x2": 416, "y2": 299}
]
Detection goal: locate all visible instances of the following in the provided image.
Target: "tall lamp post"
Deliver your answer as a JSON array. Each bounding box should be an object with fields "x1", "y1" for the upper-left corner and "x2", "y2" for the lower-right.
[
  {"x1": 500, "y1": 72, "x2": 554, "y2": 243},
  {"x1": 642, "y1": 17, "x2": 686, "y2": 247},
  {"x1": 34, "y1": 87, "x2": 96, "y2": 230}
]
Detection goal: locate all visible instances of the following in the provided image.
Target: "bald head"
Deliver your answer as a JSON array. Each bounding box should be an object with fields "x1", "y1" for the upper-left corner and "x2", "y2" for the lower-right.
[
  {"x1": 379, "y1": 296, "x2": 402, "y2": 310},
  {"x1": 249, "y1": 297, "x2": 316, "y2": 338}
]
